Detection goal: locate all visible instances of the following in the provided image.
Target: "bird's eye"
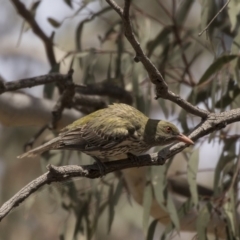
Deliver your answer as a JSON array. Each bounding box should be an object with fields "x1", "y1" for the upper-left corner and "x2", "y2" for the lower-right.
[{"x1": 166, "y1": 126, "x2": 172, "y2": 133}]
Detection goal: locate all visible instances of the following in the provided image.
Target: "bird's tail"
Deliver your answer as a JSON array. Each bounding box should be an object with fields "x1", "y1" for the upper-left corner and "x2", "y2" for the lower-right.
[{"x1": 17, "y1": 136, "x2": 61, "y2": 159}]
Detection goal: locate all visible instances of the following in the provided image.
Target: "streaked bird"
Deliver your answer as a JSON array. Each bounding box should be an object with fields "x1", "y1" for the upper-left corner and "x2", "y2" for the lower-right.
[{"x1": 18, "y1": 104, "x2": 193, "y2": 171}]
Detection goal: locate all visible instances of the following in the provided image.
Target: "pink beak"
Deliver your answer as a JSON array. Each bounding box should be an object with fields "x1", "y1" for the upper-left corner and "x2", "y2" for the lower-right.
[{"x1": 177, "y1": 134, "x2": 194, "y2": 145}]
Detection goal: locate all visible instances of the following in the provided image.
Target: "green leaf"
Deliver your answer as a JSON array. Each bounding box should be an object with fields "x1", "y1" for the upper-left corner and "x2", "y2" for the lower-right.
[
  {"x1": 187, "y1": 149, "x2": 199, "y2": 206},
  {"x1": 199, "y1": 0, "x2": 218, "y2": 39},
  {"x1": 64, "y1": 0, "x2": 72, "y2": 8},
  {"x1": 223, "y1": 187, "x2": 236, "y2": 237},
  {"x1": 146, "y1": 27, "x2": 172, "y2": 57},
  {"x1": 198, "y1": 55, "x2": 238, "y2": 85},
  {"x1": 158, "y1": 98, "x2": 168, "y2": 119},
  {"x1": 178, "y1": 110, "x2": 189, "y2": 133},
  {"x1": 30, "y1": 1, "x2": 41, "y2": 16},
  {"x1": 108, "y1": 184, "x2": 114, "y2": 233},
  {"x1": 227, "y1": 0, "x2": 240, "y2": 31},
  {"x1": 166, "y1": 193, "x2": 180, "y2": 231},
  {"x1": 47, "y1": 17, "x2": 61, "y2": 28},
  {"x1": 146, "y1": 219, "x2": 159, "y2": 240},
  {"x1": 143, "y1": 167, "x2": 153, "y2": 234},
  {"x1": 176, "y1": 0, "x2": 194, "y2": 25},
  {"x1": 112, "y1": 179, "x2": 123, "y2": 205},
  {"x1": 152, "y1": 159, "x2": 173, "y2": 210},
  {"x1": 161, "y1": 199, "x2": 193, "y2": 239},
  {"x1": 214, "y1": 139, "x2": 236, "y2": 195},
  {"x1": 215, "y1": 79, "x2": 240, "y2": 108},
  {"x1": 152, "y1": 165, "x2": 168, "y2": 209},
  {"x1": 231, "y1": 34, "x2": 240, "y2": 85},
  {"x1": 196, "y1": 203, "x2": 212, "y2": 240}
]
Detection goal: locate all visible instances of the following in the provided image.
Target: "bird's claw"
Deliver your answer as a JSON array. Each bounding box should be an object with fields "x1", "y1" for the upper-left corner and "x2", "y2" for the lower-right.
[{"x1": 93, "y1": 157, "x2": 106, "y2": 177}]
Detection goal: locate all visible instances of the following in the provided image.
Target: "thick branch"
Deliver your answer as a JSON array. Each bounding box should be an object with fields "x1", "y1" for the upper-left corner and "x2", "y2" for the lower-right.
[
  {"x1": 0, "y1": 72, "x2": 73, "y2": 94},
  {"x1": 11, "y1": 0, "x2": 56, "y2": 67}
]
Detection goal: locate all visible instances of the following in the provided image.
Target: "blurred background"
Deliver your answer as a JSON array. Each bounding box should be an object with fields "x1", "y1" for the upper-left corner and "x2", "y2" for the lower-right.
[{"x1": 0, "y1": 0, "x2": 239, "y2": 239}]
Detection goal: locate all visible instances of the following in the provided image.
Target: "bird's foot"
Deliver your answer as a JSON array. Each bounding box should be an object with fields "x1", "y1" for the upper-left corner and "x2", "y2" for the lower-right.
[
  {"x1": 93, "y1": 157, "x2": 106, "y2": 177},
  {"x1": 127, "y1": 153, "x2": 140, "y2": 168}
]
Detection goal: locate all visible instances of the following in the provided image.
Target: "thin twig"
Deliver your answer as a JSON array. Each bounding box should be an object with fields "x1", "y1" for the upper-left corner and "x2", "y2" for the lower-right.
[
  {"x1": 11, "y1": 0, "x2": 57, "y2": 67},
  {"x1": 0, "y1": 73, "x2": 72, "y2": 94},
  {"x1": 198, "y1": 0, "x2": 230, "y2": 36},
  {"x1": 105, "y1": 0, "x2": 209, "y2": 118},
  {"x1": 24, "y1": 124, "x2": 49, "y2": 151},
  {"x1": 51, "y1": 69, "x2": 75, "y2": 129}
]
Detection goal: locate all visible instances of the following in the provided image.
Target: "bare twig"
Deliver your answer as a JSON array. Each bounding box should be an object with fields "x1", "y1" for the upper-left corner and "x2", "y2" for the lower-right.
[
  {"x1": 76, "y1": 6, "x2": 112, "y2": 62},
  {"x1": 11, "y1": 0, "x2": 57, "y2": 67},
  {"x1": 198, "y1": 0, "x2": 230, "y2": 36},
  {"x1": 24, "y1": 124, "x2": 49, "y2": 151},
  {"x1": 105, "y1": 0, "x2": 209, "y2": 118},
  {"x1": 51, "y1": 70, "x2": 75, "y2": 129},
  {"x1": 0, "y1": 72, "x2": 73, "y2": 94}
]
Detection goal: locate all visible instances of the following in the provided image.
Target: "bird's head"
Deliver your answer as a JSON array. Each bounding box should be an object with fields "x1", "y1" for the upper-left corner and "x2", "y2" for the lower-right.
[
  {"x1": 144, "y1": 119, "x2": 194, "y2": 146},
  {"x1": 155, "y1": 120, "x2": 194, "y2": 145}
]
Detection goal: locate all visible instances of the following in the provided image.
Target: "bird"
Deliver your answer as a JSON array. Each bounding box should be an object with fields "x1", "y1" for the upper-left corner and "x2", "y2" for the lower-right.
[{"x1": 18, "y1": 103, "x2": 193, "y2": 172}]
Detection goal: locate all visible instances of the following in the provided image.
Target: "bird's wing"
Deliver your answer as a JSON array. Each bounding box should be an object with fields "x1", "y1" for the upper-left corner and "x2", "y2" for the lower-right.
[{"x1": 58, "y1": 120, "x2": 137, "y2": 151}]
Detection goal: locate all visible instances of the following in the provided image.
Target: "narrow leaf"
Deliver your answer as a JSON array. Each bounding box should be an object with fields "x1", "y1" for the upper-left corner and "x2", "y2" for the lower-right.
[
  {"x1": 187, "y1": 149, "x2": 199, "y2": 206},
  {"x1": 196, "y1": 203, "x2": 212, "y2": 240},
  {"x1": 198, "y1": 55, "x2": 238, "y2": 85},
  {"x1": 176, "y1": 0, "x2": 194, "y2": 25},
  {"x1": 64, "y1": 0, "x2": 73, "y2": 8},
  {"x1": 152, "y1": 165, "x2": 168, "y2": 209},
  {"x1": 166, "y1": 193, "x2": 180, "y2": 231},
  {"x1": 47, "y1": 17, "x2": 61, "y2": 28},
  {"x1": 143, "y1": 168, "x2": 153, "y2": 234},
  {"x1": 146, "y1": 219, "x2": 159, "y2": 240},
  {"x1": 161, "y1": 199, "x2": 193, "y2": 239},
  {"x1": 108, "y1": 184, "x2": 114, "y2": 233},
  {"x1": 223, "y1": 185, "x2": 237, "y2": 237}
]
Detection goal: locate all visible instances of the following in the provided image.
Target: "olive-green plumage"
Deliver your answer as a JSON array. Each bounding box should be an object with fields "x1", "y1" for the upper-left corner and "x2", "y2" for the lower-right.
[{"x1": 18, "y1": 103, "x2": 193, "y2": 160}]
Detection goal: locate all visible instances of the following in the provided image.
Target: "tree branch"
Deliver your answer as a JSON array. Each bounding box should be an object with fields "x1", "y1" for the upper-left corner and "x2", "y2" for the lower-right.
[
  {"x1": 50, "y1": 69, "x2": 75, "y2": 129},
  {"x1": 0, "y1": 72, "x2": 74, "y2": 94},
  {"x1": 105, "y1": 0, "x2": 209, "y2": 118},
  {"x1": 11, "y1": 0, "x2": 57, "y2": 67}
]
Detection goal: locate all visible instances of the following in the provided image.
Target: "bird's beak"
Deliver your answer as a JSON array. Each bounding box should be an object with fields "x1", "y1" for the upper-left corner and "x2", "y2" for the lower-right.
[{"x1": 177, "y1": 134, "x2": 194, "y2": 145}]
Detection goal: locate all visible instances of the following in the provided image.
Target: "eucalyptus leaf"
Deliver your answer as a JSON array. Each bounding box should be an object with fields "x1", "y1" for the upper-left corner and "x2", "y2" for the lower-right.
[
  {"x1": 146, "y1": 219, "x2": 159, "y2": 240},
  {"x1": 47, "y1": 17, "x2": 62, "y2": 28},
  {"x1": 223, "y1": 187, "x2": 236, "y2": 237},
  {"x1": 187, "y1": 149, "x2": 199, "y2": 206},
  {"x1": 64, "y1": 0, "x2": 72, "y2": 8},
  {"x1": 198, "y1": 55, "x2": 238, "y2": 85},
  {"x1": 143, "y1": 167, "x2": 153, "y2": 234},
  {"x1": 176, "y1": 0, "x2": 194, "y2": 26},
  {"x1": 166, "y1": 193, "x2": 180, "y2": 231},
  {"x1": 108, "y1": 184, "x2": 114, "y2": 233},
  {"x1": 196, "y1": 203, "x2": 212, "y2": 240}
]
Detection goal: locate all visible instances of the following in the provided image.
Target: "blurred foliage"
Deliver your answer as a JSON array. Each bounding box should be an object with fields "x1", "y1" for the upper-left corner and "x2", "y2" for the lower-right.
[{"x1": 1, "y1": 0, "x2": 240, "y2": 239}]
